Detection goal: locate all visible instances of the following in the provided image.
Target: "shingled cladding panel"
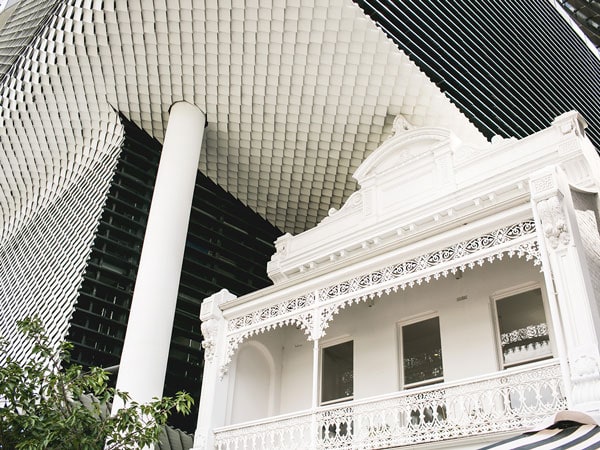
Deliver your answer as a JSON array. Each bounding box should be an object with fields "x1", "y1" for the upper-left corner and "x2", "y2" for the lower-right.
[{"x1": 68, "y1": 117, "x2": 282, "y2": 432}]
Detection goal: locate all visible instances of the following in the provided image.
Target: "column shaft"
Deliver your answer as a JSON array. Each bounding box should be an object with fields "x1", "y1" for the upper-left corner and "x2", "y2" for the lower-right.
[
  {"x1": 312, "y1": 339, "x2": 320, "y2": 409},
  {"x1": 114, "y1": 101, "x2": 205, "y2": 405}
]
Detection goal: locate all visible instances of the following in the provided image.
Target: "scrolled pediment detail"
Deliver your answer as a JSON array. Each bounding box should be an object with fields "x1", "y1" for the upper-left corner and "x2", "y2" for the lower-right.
[
  {"x1": 320, "y1": 191, "x2": 364, "y2": 225},
  {"x1": 353, "y1": 126, "x2": 459, "y2": 186}
]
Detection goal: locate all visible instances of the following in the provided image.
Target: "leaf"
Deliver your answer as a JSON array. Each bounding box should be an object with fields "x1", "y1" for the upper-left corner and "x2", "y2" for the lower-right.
[{"x1": 1, "y1": 316, "x2": 193, "y2": 449}]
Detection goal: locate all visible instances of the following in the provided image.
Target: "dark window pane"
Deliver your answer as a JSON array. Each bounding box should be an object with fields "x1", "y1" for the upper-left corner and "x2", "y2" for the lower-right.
[
  {"x1": 403, "y1": 317, "x2": 443, "y2": 386},
  {"x1": 321, "y1": 341, "x2": 353, "y2": 403},
  {"x1": 497, "y1": 288, "x2": 550, "y2": 366}
]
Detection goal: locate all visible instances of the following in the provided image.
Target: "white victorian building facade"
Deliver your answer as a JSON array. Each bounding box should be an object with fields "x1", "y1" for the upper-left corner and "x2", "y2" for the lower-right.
[{"x1": 193, "y1": 111, "x2": 600, "y2": 449}]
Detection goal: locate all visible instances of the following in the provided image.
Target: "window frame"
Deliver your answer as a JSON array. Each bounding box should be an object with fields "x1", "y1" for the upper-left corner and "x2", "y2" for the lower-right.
[
  {"x1": 397, "y1": 312, "x2": 444, "y2": 390},
  {"x1": 319, "y1": 335, "x2": 354, "y2": 406},
  {"x1": 491, "y1": 282, "x2": 553, "y2": 370}
]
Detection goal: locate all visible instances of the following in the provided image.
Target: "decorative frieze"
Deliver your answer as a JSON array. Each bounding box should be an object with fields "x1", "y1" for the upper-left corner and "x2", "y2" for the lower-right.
[
  {"x1": 530, "y1": 173, "x2": 556, "y2": 196},
  {"x1": 221, "y1": 220, "x2": 540, "y2": 372},
  {"x1": 227, "y1": 293, "x2": 316, "y2": 332}
]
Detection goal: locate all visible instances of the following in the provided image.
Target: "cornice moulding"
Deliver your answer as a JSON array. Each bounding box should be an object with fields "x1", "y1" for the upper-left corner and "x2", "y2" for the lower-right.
[
  {"x1": 221, "y1": 202, "x2": 535, "y2": 320},
  {"x1": 267, "y1": 185, "x2": 531, "y2": 284}
]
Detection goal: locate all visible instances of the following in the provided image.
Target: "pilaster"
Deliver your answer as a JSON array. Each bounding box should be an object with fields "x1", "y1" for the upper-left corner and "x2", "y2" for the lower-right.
[
  {"x1": 530, "y1": 166, "x2": 600, "y2": 412},
  {"x1": 192, "y1": 289, "x2": 236, "y2": 450}
]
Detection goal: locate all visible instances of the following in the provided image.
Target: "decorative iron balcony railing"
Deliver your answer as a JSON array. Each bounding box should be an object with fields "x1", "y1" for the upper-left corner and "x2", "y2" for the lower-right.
[{"x1": 214, "y1": 360, "x2": 565, "y2": 450}]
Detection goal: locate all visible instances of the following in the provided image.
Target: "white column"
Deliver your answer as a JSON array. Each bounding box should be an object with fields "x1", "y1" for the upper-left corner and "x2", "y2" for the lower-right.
[
  {"x1": 310, "y1": 296, "x2": 322, "y2": 449},
  {"x1": 530, "y1": 166, "x2": 600, "y2": 413},
  {"x1": 113, "y1": 102, "x2": 206, "y2": 407},
  {"x1": 310, "y1": 292, "x2": 322, "y2": 411},
  {"x1": 311, "y1": 338, "x2": 320, "y2": 449},
  {"x1": 311, "y1": 339, "x2": 320, "y2": 409},
  {"x1": 192, "y1": 289, "x2": 235, "y2": 450}
]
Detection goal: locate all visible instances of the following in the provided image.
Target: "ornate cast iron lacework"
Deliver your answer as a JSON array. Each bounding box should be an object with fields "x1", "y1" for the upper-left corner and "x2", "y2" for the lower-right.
[
  {"x1": 214, "y1": 362, "x2": 565, "y2": 449},
  {"x1": 222, "y1": 220, "x2": 539, "y2": 370},
  {"x1": 501, "y1": 323, "x2": 549, "y2": 345}
]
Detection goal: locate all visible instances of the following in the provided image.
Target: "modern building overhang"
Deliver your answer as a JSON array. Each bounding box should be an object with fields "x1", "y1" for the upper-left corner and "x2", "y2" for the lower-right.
[
  {"x1": 3, "y1": 0, "x2": 532, "y2": 242},
  {"x1": 0, "y1": 0, "x2": 598, "y2": 246}
]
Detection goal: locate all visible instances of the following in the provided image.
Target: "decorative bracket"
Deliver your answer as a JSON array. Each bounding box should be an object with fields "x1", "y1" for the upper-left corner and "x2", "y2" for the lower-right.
[
  {"x1": 530, "y1": 168, "x2": 571, "y2": 250},
  {"x1": 200, "y1": 289, "x2": 235, "y2": 363}
]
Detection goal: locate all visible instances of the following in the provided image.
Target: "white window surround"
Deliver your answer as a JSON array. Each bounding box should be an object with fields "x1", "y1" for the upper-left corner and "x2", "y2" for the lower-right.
[
  {"x1": 491, "y1": 281, "x2": 554, "y2": 370},
  {"x1": 319, "y1": 335, "x2": 354, "y2": 406},
  {"x1": 397, "y1": 312, "x2": 444, "y2": 389}
]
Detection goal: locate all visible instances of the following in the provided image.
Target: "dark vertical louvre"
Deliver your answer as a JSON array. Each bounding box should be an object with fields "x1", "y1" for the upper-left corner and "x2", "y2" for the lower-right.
[
  {"x1": 68, "y1": 117, "x2": 282, "y2": 432},
  {"x1": 353, "y1": 0, "x2": 600, "y2": 150}
]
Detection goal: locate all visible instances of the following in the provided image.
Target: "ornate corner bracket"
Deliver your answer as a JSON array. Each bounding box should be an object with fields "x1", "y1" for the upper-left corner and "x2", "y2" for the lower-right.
[
  {"x1": 201, "y1": 320, "x2": 219, "y2": 363},
  {"x1": 570, "y1": 354, "x2": 600, "y2": 407},
  {"x1": 200, "y1": 289, "x2": 236, "y2": 363},
  {"x1": 530, "y1": 169, "x2": 571, "y2": 250},
  {"x1": 551, "y1": 111, "x2": 587, "y2": 137},
  {"x1": 386, "y1": 114, "x2": 415, "y2": 141},
  {"x1": 536, "y1": 196, "x2": 570, "y2": 249}
]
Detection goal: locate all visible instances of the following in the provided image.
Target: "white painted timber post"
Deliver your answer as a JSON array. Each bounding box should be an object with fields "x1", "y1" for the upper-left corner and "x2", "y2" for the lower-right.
[
  {"x1": 310, "y1": 294, "x2": 322, "y2": 449},
  {"x1": 530, "y1": 165, "x2": 600, "y2": 414},
  {"x1": 311, "y1": 339, "x2": 320, "y2": 409},
  {"x1": 192, "y1": 289, "x2": 235, "y2": 450},
  {"x1": 310, "y1": 338, "x2": 320, "y2": 449},
  {"x1": 113, "y1": 102, "x2": 206, "y2": 409}
]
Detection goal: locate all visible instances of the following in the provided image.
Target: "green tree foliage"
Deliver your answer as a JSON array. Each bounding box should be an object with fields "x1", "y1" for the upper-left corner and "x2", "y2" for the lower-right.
[{"x1": 0, "y1": 318, "x2": 193, "y2": 449}]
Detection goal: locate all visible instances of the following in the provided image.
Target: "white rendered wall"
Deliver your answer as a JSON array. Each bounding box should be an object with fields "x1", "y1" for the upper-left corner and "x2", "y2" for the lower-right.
[
  {"x1": 278, "y1": 327, "x2": 313, "y2": 414},
  {"x1": 230, "y1": 343, "x2": 274, "y2": 424},
  {"x1": 327, "y1": 257, "x2": 548, "y2": 399},
  {"x1": 228, "y1": 328, "x2": 286, "y2": 423},
  {"x1": 227, "y1": 257, "x2": 550, "y2": 423}
]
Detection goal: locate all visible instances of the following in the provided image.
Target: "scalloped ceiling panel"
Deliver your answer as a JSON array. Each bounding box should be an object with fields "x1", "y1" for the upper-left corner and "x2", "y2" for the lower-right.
[{"x1": 0, "y1": 0, "x2": 486, "y2": 236}]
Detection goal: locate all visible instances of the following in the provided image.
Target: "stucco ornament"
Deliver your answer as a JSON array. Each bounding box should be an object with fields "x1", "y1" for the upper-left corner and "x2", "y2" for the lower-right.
[
  {"x1": 392, "y1": 114, "x2": 414, "y2": 135},
  {"x1": 537, "y1": 195, "x2": 570, "y2": 249},
  {"x1": 201, "y1": 318, "x2": 220, "y2": 362},
  {"x1": 324, "y1": 191, "x2": 363, "y2": 221},
  {"x1": 382, "y1": 114, "x2": 415, "y2": 141},
  {"x1": 571, "y1": 355, "x2": 600, "y2": 405}
]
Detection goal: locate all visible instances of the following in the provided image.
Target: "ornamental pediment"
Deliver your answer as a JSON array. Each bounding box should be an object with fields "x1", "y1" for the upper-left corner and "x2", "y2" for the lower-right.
[
  {"x1": 353, "y1": 126, "x2": 458, "y2": 186},
  {"x1": 267, "y1": 111, "x2": 595, "y2": 284},
  {"x1": 267, "y1": 124, "x2": 468, "y2": 284}
]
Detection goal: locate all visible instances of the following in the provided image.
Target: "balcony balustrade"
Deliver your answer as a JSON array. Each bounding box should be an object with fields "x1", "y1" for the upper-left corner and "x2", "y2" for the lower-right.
[{"x1": 214, "y1": 360, "x2": 565, "y2": 450}]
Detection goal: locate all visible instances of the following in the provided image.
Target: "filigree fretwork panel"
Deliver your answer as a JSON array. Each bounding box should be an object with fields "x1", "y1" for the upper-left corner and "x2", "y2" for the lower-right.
[
  {"x1": 214, "y1": 362, "x2": 565, "y2": 450},
  {"x1": 222, "y1": 220, "x2": 539, "y2": 370},
  {"x1": 214, "y1": 411, "x2": 313, "y2": 450}
]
